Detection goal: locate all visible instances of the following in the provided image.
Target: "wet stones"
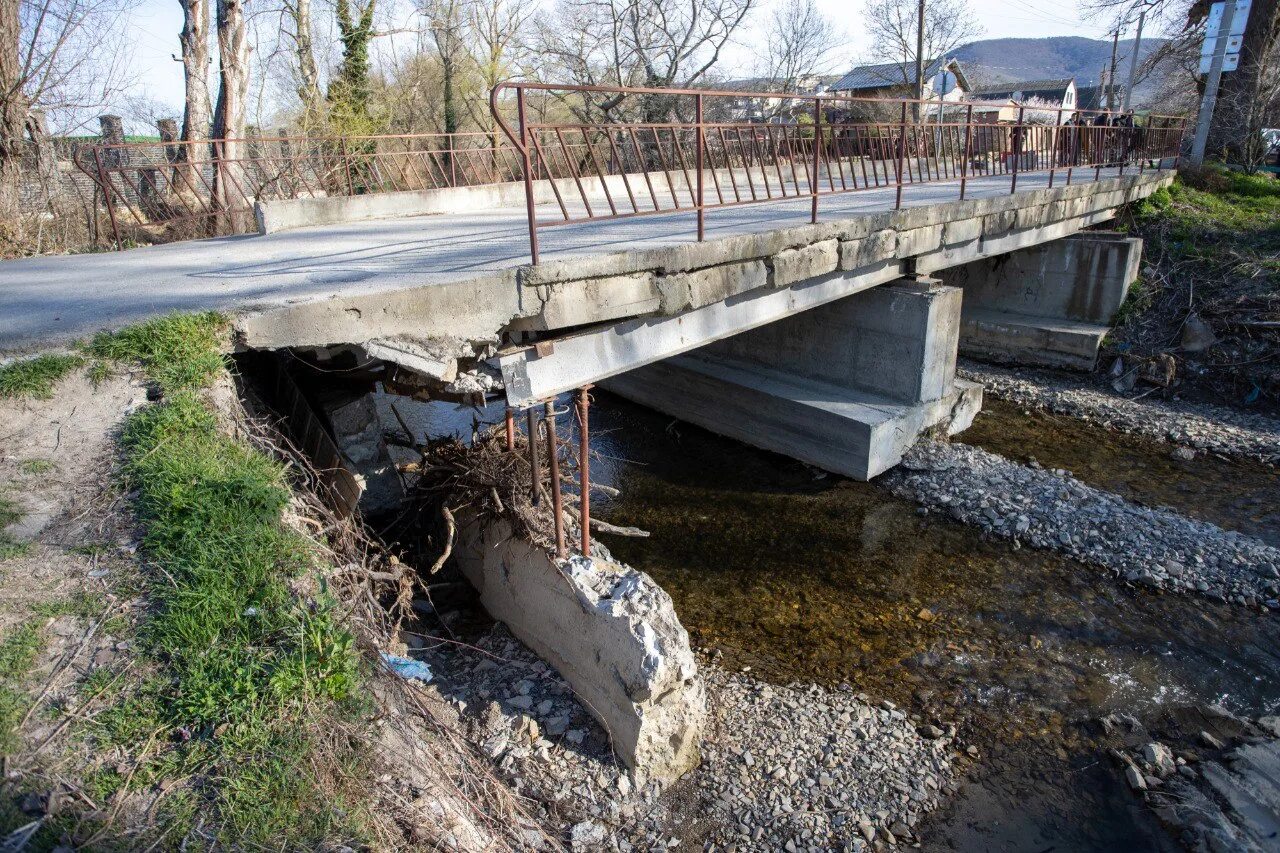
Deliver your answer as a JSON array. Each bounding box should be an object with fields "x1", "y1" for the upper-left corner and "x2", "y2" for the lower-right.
[{"x1": 884, "y1": 440, "x2": 1280, "y2": 606}]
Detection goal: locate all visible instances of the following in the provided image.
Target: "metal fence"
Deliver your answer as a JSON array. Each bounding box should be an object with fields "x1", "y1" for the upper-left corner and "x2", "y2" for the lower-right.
[
  {"x1": 489, "y1": 82, "x2": 1189, "y2": 263},
  {"x1": 73, "y1": 132, "x2": 525, "y2": 248}
]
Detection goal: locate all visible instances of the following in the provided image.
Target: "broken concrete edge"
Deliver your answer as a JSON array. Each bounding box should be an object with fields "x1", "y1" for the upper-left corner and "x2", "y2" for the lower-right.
[
  {"x1": 453, "y1": 514, "x2": 706, "y2": 785},
  {"x1": 231, "y1": 172, "x2": 1171, "y2": 362}
]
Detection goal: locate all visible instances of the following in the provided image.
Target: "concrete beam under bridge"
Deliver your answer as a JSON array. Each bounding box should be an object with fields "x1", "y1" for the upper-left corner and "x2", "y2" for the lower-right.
[
  {"x1": 605, "y1": 280, "x2": 982, "y2": 481},
  {"x1": 497, "y1": 260, "x2": 902, "y2": 408}
]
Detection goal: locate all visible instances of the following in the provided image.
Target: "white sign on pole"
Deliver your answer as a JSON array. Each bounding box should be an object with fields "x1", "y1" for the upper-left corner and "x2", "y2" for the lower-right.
[{"x1": 1199, "y1": 0, "x2": 1252, "y2": 73}]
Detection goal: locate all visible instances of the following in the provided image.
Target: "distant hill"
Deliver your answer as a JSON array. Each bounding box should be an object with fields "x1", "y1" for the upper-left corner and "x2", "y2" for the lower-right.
[{"x1": 950, "y1": 36, "x2": 1168, "y2": 100}]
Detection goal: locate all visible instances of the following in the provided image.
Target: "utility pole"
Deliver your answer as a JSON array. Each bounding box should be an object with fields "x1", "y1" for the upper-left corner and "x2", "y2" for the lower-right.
[
  {"x1": 914, "y1": 0, "x2": 926, "y2": 122},
  {"x1": 1189, "y1": 0, "x2": 1239, "y2": 165},
  {"x1": 1107, "y1": 27, "x2": 1120, "y2": 110},
  {"x1": 1123, "y1": 10, "x2": 1146, "y2": 111}
]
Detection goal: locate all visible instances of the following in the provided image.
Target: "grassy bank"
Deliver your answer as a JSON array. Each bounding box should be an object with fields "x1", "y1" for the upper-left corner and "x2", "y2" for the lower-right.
[
  {"x1": 1115, "y1": 168, "x2": 1280, "y2": 409},
  {"x1": 6, "y1": 314, "x2": 375, "y2": 847}
]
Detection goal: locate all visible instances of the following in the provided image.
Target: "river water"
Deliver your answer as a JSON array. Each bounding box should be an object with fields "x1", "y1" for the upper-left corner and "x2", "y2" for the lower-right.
[
  {"x1": 584, "y1": 391, "x2": 1280, "y2": 852},
  {"x1": 386, "y1": 387, "x2": 1280, "y2": 851}
]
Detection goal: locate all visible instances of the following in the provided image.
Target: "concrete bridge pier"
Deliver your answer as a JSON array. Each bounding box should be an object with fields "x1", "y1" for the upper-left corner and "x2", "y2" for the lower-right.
[
  {"x1": 605, "y1": 277, "x2": 982, "y2": 481},
  {"x1": 952, "y1": 231, "x2": 1142, "y2": 370}
]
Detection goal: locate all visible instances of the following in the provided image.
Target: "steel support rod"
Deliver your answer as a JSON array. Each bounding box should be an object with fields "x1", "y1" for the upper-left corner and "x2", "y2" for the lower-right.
[
  {"x1": 526, "y1": 407, "x2": 540, "y2": 507},
  {"x1": 959, "y1": 104, "x2": 973, "y2": 201},
  {"x1": 505, "y1": 407, "x2": 515, "y2": 451},
  {"x1": 545, "y1": 401, "x2": 566, "y2": 559},
  {"x1": 577, "y1": 387, "x2": 592, "y2": 557}
]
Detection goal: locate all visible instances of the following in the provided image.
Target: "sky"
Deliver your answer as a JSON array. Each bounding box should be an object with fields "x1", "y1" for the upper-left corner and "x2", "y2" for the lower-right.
[{"x1": 119, "y1": 0, "x2": 1126, "y2": 131}]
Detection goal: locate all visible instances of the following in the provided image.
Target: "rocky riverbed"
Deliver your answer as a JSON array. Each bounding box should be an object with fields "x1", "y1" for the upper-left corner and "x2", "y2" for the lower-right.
[
  {"x1": 411, "y1": 623, "x2": 957, "y2": 851},
  {"x1": 884, "y1": 439, "x2": 1280, "y2": 608}
]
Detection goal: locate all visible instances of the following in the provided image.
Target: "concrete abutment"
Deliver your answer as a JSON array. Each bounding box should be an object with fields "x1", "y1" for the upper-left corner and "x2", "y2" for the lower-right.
[{"x1": 950, "y1": 231, "x2": 1142, "y2": 370}]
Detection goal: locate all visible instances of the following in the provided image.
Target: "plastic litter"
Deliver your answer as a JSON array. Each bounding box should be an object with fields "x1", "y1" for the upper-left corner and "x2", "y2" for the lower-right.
[{"x1": 381, "y1": 652, "x2": 433, "y2": 682}]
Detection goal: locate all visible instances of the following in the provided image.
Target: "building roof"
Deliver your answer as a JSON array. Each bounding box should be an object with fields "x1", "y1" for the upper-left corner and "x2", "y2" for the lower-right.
[
  {"x1": 830, "y1": 58, "x2": 967, "y2": 93},
  {"x1": 969, "y1": 78, "x2": 1074, "y2": 102}
]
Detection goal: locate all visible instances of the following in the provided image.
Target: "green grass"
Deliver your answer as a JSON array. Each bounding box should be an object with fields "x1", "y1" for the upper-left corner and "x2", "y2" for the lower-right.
[
  {"x1": 0, "y1": 497, "x2": 28, "y2": 561},
  {"x1": 0, "y1": 354, "x2": 84, "y2": 400},
  {"x1": 76, "y1": 313, "x2": 369, "y2": 847},
  {"x1": 33, "y1": 590, "x2": 106, "y2": 621},
  {"x1": 87, "y1": 312, "x2": 226, "y2": 396},
  {"x1": 0, "y1": 623, "x2": 46, "y2": 754},
  {"x1": 19, "y1": 459, "x2": 54, "y2": 476},
  {"x1": 1137, "y1": 168, "x2": 1280, "y2": 240}
]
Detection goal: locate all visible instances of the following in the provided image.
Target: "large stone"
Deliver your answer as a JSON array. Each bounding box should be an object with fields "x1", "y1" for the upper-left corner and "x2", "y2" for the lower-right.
[{"x1": 455, "y1": 519, "x2": 705, "y2": 783}]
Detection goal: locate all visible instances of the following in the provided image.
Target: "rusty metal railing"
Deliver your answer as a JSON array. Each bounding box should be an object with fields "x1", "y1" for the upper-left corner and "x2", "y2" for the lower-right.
[
  {"x1": 490, "y1": 81, "x2": 1189, "y2": 263},
  {"x1": 74, "y1": 131, "x2": 526, "y2": 249}
]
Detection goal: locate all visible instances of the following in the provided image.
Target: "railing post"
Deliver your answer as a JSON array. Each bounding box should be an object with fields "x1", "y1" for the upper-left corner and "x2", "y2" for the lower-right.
[
  {"x1": 516, "y1": 87, "x2": 541, "y2": 264},
  {"x1": 895, "y1": 101, "x2": 907, "y2": 210},
  {"x1": 696, "y1": 93, "x2": 705, "y2": 242},
  {"x1": 959, "y1": 104, "x2": 973, "y2": 201},
  {"x1": 1048, "y1": 111, "x2": 1058, "y2": 189},
  {"x1": 339, "y1": 137, "x2": 355, "y2": 196},
  {"x1": 92, "y1": 147, "x2": 123, "y2": 250},
  {"x1": 811, "y1": 98, "x2": 822, "y2": 224},
  {"x1": 1011, "y1": 106, "x2": 1024, "y2": 195}
]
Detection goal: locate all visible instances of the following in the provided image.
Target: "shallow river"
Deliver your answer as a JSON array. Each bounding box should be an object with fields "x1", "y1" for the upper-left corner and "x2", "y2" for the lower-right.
[
  {"x1": 390, "y1": 388, "x2": 1280, "y2": 851},
  {"x1": 584, "y1": 391, "x2": 1280, "y2": 852}
]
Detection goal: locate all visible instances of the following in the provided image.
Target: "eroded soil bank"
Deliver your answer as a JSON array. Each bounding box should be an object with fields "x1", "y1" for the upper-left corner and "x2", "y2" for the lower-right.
[{"x1": 586, "y1": 391, "x2": 1280, "y2": 852}]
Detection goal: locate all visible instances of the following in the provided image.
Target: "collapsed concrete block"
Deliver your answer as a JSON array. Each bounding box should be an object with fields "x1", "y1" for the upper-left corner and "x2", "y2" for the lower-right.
[
  {"x1": 982, "y1": 209, "x2": 1017, "y2": 237},
  {"x1": 326, "y1": 393, "x2": 403, "y2": 513},
  {"x1": 455, "y1": 519, "x2": 706, "y2": 783},
  {"x1": 770, "y1": 239, "x2": 839, "y2": 288}
]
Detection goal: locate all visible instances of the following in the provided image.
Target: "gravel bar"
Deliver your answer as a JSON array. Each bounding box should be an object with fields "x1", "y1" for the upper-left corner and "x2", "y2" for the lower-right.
[
  {"x1": 884, "y1": 440, "x2": 1280, "y2": 608},
  {"x1": 415, "y1": 625, "x2": 956, "y2": 851},
  {"x1": 959, "y1": 360, "x2": 1280, "y2": 465}
]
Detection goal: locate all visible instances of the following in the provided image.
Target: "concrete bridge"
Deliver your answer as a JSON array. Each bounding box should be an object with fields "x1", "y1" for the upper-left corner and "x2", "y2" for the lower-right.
[{"x1": 0, "y1": 80, "x2": 1175, "y2": 482}]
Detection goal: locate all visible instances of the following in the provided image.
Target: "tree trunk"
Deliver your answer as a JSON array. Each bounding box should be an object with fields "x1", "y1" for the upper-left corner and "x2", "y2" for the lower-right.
[
  {"x1": 293, "y1": 0, "x2": 321, "y2": 125},
  {"x1": 0, "y1": 0, "x2": 28, "y2": 214},
  {"x1": 213, "y1": 0, "x2": 250, "y2": 224},
  {"x1": 179, "y1": 0, "x2": 213, "y2": 146},
  {"x1": 1209, "y1": 0, "x2": 1280, "y2": 161}
]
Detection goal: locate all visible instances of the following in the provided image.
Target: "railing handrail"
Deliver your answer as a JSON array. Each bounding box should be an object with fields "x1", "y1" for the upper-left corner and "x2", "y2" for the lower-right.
[{"x1": 488, "y1": 79, "x2": 1190, "y2": 264}]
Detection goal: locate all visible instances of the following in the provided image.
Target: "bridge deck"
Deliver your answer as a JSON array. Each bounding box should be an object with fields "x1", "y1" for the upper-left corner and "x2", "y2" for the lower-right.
[{"x1": 0, "y1": 167, "x2": 1133, "y2": 353}]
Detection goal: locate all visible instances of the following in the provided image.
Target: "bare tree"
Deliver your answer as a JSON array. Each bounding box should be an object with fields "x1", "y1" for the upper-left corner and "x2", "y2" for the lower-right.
[
  {"x1": 213, "y1": 0, "x2": 250, "y2": 214},
  {"x1": 420, "y1": 0, "x2": 467, "y2": 138},
  {"x1": 860, "y1": 0, "x2": 981, "y2": 91},
  {"x1": 464, "y1": 0, "x2": 533, "y2": 135},
  {"x1": 0, "y1": 0, "x2": 132, "y2": 209},
  {"x1": 752, "y1": 0, "x2": 840, "y2": 119},
  {"x1": 534, "y1": 0, "x2": 755, "y2": 122},
  {"x1": 1088, "y1": 0, "x2": 1280, "y2": 163},
  {"x1": 283, "y1": 0, "x2": 322, "y2": 121}
]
